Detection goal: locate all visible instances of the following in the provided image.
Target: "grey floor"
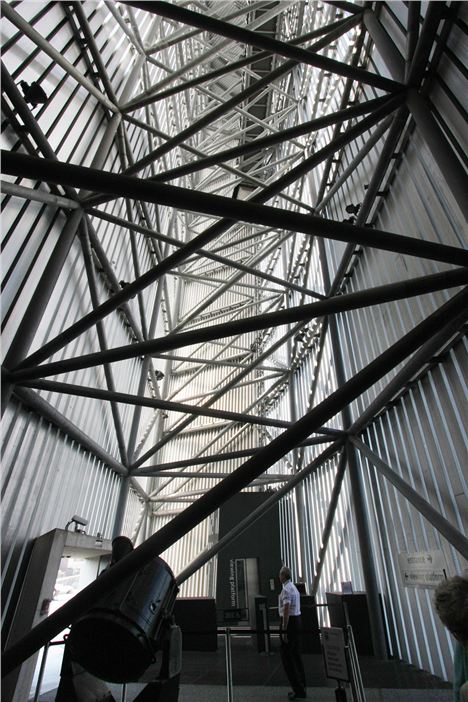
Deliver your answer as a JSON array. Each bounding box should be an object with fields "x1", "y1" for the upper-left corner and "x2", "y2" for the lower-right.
[
  {"x1": 30, "y1": 635, "x2": 452, "y2": 701},
  {"x1": 32, "y1": 683, "x2": 452, "y2": 702}
]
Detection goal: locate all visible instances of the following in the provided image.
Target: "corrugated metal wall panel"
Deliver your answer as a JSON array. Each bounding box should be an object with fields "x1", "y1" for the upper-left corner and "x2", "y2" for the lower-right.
[
  {"x1": 1, "y1": 399, "x2": 122, "y2": 627},
  {"x1": 275, "y1": 1, "x2": 467, "y2": 684}
]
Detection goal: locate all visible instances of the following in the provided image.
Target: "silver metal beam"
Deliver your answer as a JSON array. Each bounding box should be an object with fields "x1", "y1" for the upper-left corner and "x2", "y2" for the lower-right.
[
  {"x1": 0, "y1": 181, "x2": 80, "y2": 210},
  {"x1": 350, "y1": 437, "x2": 468, "y2": 560},
  {"x1": 176, "y1": 442, "x2": 344, "y2": 585},
  {"x1": 2, "y1": 2, "x2": 118, "y2": 113}
]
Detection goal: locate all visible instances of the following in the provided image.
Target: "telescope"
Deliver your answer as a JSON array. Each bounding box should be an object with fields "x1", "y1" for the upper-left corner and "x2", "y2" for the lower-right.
[{"x1": 67, "y1": 556, "x2": 180, "y2": 684}]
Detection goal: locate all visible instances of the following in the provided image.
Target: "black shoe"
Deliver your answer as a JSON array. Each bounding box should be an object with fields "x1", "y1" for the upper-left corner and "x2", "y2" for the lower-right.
[{"x1": 288, "y1": 693, "x2": 306, "y2": 700}]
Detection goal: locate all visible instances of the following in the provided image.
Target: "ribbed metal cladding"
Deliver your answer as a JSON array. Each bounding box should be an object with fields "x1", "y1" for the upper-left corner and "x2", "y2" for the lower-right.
[
  {"x1": 1, "y1": 1, "x2": 151, "y2": 634},
  {"x1": 273, "y1": 0, "x2": 467, "y2": 684},
  {"x1": 1, "y1": 399, "x2": 121, "y2": 624}
]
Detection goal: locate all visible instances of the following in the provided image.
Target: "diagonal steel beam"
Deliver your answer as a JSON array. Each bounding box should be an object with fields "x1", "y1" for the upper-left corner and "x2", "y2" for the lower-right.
[
  {"x1": 144, "y1": 0, "x2": 269, "y2": 55},
  {"x1": 16, "y1": 378, "x2": 302, "y2": 432},
  {"x1": 134, "y1": 439, "x2": 338, "y2": 475},
  {"x1": 405, "y1": 1, "x2": 446, "y2": 88},
  {"x1": 363, "y1": 8, "x2": 406, "y2": 83},
  {"x1": 7, "y1": 267, "x2": 468, "y2": 382},
  {"x1": 311, "y1": 449, "x2": 348, "y2": 594},
  {"x1": 405, "y1": 1, "x2": 421, "y2": 81},
  {"x1": 350, "y1": 437, "x2": 468, "y2": 559},
  {"x1": 84, "y1": 217, "x2": 144, "y2": 343},
  {"x1": 1, "y1": 2, "x2": 118, "y2": 113},
  {"x1": 123, "y1": 13, "x2": 363, "y2": 172},
  {"x1": 314, "y1": 114, "x2": 394, "y2": 215},
  {"x1": 328, "y1": 105, "x2": 410, "y2": 295},
  {"x1": 79, "y1": 223, "x2": 129, "y2": 467},
  {"x1": 124, "y1": 1, "x2": 401, "y2": 93},
  {"x1": 3, "y1": 285, "x2": 466, "y2": 675},
  {"x1": 71, "y1": 1, "x2": 119, "y2": 104},
  {"x1": 10, "y1": 387, "x2": 127, "y2": 476},
  {"x1": 140, "y1": 15, "x2": 358, "y2": 107},
  {"x1": 406, "y1": 89, "x2": 468, "y2": 222},
  {"x1": 152, "y1": 95, "x2": 392, "y2": 182},
  {"x1": 0, "y1": 180, "x2": 80, "y2": 210}
]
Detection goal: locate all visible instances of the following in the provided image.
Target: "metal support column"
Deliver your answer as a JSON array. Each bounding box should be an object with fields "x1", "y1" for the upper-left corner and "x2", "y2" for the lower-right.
[
  {"x1": 311, "y1": 450, "x2": 348, "y2": 595},
  {"x1": 318, "y1": 238, "x2": 388, "y2": 659},
  {"x1": 113, "y1": 477, "x2": 131, "y2": 539}
]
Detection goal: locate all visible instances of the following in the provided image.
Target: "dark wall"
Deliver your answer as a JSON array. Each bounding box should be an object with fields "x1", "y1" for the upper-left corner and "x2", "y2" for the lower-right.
[{"x1": 216, "y1": 492, "x2": 282, "y2": 619}]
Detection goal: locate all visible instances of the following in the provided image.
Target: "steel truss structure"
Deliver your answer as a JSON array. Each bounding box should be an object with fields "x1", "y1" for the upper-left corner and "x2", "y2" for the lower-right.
[{"x1": 1, "y1": 0, "x2": 467, "y2": 691}]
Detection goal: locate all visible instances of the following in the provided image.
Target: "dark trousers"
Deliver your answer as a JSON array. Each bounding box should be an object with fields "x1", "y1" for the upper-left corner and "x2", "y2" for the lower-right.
[{"x1": 280, "y1": 616, "x2": 306, "y2": 696}]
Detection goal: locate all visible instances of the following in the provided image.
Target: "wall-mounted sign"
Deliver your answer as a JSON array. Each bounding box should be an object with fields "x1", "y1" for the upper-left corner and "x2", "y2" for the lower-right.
[
  {"x1": 398, "y1": 550, "x2": 447, "y2": 589},
  {"x1": 321, "y1": 627, "x2": 349, "y2": 682}
]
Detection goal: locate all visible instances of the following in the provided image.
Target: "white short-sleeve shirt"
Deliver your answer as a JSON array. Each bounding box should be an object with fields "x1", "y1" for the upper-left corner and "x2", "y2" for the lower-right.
[{"x1": 278, "y1": 579, "x2": 301, "y2": 616}]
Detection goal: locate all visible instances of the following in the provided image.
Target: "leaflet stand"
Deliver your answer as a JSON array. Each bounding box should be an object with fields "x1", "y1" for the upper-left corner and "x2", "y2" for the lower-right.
[{"x1": 320, "y1": 603, "x2": 366, "y2": 702}]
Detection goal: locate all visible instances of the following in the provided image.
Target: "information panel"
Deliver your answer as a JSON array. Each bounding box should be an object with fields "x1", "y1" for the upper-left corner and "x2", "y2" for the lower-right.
[
  {"x1": 321, "y1": 626, "x2": 349, "y2": 682},
  {"x1": 398, "y1": 550, "x2": 447, "y2": 589}
]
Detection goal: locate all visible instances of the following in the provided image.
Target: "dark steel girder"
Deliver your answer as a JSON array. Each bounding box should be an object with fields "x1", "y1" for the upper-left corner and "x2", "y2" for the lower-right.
[
  {"x1": 123, "y1": 13, "x2": 363, "y2": 173},
  {"x1": 15, "y1": 378, "x2": 301, "y2": 433},
  {"x1": 6, "y1": 268, "x2": 468, "y2": 383},
  {"x1": 329, "y1": 105, "x2": 410, "y2": 295},
  {"x1": 3, "y1": 285, "x2": 466, "y2": 676},
  {"x1": 79, "y1": 223, "x2": 129, "y2": 467},
  {"x1": 11, "y1": 386, "x2": 127, "y2": 476},
  {"x1": 133, "y1": 438, "x2": 338, "y2": 475},
  {"x1": 176, "y1": 441, "x2": 345, "y2": 586},
  {"x1": 124, "y1": 2, "x2": 402, "y2": 93},
  {"x1": 349, "y1": 304, "x2": 468, "y2": 435},
  {"x1": 129, "y1": 15, "x2": 359, "y2": 110},
  {"x1": 5, "y1": 111, "x2": 468, "y2": 373},
  {"x1": 152, "y1": 95, "x2": 392, "y2": 182},
  {"x1": 351, "y1": 437, "x2": 468, "y2": 560}
]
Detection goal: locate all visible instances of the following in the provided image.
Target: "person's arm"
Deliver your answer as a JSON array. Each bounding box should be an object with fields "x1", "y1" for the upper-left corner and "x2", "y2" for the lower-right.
[{"x1": 282, "y1": 601, "x2": 290, "y2": 643}]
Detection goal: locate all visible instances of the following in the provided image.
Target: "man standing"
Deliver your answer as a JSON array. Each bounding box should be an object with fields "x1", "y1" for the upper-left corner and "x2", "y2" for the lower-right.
[{"x1": 279, "y1": 566, "x2": 306, "y2": 700}]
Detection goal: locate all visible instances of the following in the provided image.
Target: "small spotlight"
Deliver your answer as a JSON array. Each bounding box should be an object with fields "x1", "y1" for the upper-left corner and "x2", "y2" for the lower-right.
[
  {"x1": 65, "y1": 515, "x2": 88, "y2": 533},
  {"x1": 19, "y1": 81, "x2": 48, "y2": 107},
  {"x1": 345, "y1": 203, "x2": 361, "y2": 215}
]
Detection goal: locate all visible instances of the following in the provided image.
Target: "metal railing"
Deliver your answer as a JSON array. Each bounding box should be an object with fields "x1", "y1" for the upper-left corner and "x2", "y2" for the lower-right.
[{"x1": 32, "y1": 623, "x2": 365, "y2": 702}]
